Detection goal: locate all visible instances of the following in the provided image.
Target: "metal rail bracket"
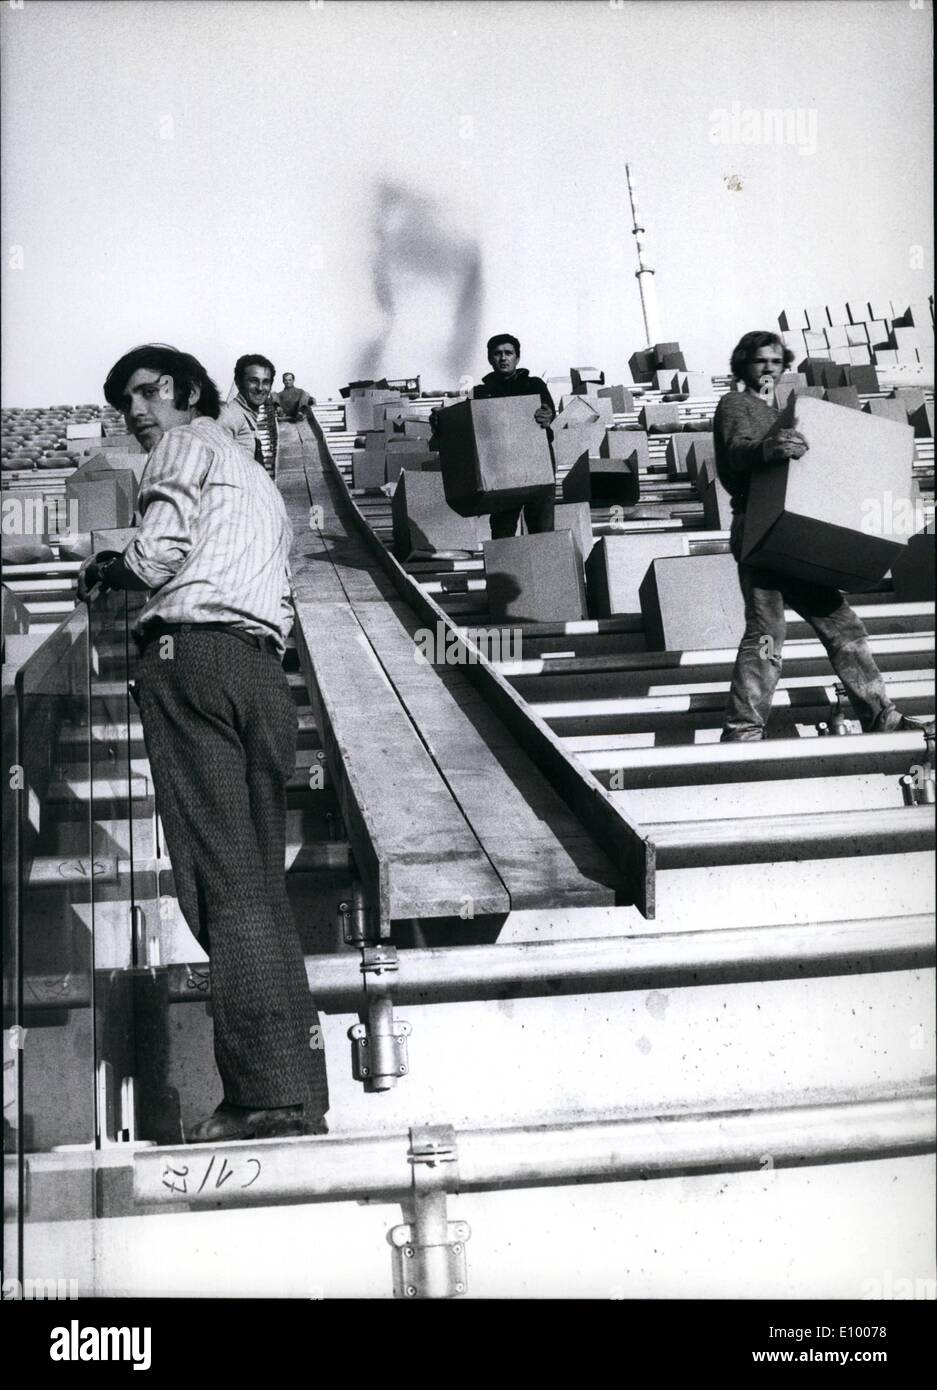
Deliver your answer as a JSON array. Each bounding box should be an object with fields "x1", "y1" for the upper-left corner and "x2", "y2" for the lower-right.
[{"x1": 388, "y1": 1124, "x2": 469, "y2": 1298}]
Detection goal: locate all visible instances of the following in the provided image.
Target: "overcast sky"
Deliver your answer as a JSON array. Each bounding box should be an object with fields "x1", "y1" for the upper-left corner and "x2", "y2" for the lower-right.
[{"x1": 1, "y1": 0, "x2": 932, "y2": 406}]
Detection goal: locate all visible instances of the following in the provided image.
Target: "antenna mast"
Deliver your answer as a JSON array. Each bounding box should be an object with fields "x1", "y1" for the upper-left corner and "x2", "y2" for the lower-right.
[{"x1": 626, "y1": 163, "x2": 661, "y2": 349}]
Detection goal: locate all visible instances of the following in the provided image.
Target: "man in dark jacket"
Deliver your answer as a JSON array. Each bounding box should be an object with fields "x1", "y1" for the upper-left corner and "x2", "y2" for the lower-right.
[
  {"x1": 473, "y1": 333, "x2": 556, "y2": 538},
  {"x1": 716, "y1": 329, "x2": 929, "y2": 741}
]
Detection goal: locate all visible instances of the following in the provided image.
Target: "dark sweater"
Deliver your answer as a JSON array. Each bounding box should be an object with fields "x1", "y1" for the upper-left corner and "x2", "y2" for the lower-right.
[
  {"x1": 713, "y1": 387, "x2": 779, "y2": 514},
  {"x1": 473, "y1": 368, "x2": 555, "y2": 415}
]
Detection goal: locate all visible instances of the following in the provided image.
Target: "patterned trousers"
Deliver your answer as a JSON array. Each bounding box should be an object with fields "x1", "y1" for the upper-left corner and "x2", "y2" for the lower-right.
[
  {"x1": 722, "y1": 513, "x2": 898, "y2": 741},
  {"x1": 135, "y1": 631, "x2": 329, "y2": 1115}
]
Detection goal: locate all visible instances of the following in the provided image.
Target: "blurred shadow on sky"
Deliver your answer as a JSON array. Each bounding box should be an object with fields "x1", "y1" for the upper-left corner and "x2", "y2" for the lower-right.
[{"x1": 357, "y1": 181, "x2": 481, "y2": 390}]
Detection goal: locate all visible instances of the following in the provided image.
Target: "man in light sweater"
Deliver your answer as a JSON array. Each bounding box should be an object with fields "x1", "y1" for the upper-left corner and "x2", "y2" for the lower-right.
[
  {"x1": 78, "y1": 344, "x2": 329, "y2": 1142},
  {"x1": 715, "y1": 330, "x2": 929, "y2": 742}
]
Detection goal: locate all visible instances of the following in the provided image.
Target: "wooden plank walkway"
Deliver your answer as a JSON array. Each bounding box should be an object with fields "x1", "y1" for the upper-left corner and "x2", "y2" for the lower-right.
[{"x1": 279, "y1": 421, "x2": 628, "y2": 928}]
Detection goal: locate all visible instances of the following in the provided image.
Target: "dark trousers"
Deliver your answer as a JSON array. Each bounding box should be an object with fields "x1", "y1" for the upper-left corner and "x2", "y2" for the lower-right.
[
  {"x1": 135, "y1": 631, "x2": 328, "y2": 1115},
  {"x1": 489, "y1": 486, "x2": 555, "y2": 539},
  {"x1": 722, "y1": 514, "x2": 897, "y2": 741}
]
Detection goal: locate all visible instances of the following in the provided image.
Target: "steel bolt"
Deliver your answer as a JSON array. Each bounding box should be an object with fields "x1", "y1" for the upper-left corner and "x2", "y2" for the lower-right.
[
  {"x1": 455, "y1": 1283, "x2": 465, "y2": 1293},
  {"x1": 404, "y1": 1248, "x2": 413, "y2": 1258},
  {"x1": 405, "y1": 1285, "x2": 416, "y2": 1297}
]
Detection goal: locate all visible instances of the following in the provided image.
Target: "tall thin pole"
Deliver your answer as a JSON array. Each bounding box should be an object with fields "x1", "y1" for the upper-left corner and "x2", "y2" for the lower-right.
[{"x1": 626, "y1": 163, "x2": 661, "y2": 349}]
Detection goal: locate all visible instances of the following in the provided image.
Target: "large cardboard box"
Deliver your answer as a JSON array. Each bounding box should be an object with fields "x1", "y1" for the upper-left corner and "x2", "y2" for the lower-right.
[
  {"x1": 562, "y1": 454, "x2": 639, "y2": 506},
  {"x1": 346, "y1": 392, "x2": 401, "y2": 433},
  {"x1": 844, "y1": 364, "x2": 879, "y2": 393},
  {"x1": 665, "y1": 433, "x2": 698, "y2": 479},
  {"x1": 81, "y1": 450, "x2": 148, "y2": 506},
  {"x1": 639, "y1": 402, "x2": 681, "y2": 433},
  {"x1": 865, "y1": 397, "x2": 909, "y2": 425},
  {"x1": 66, "y1": 420, "x2": 103, "y2": 441},
  {"x1": 484, "y1": 531, "x2": 587, "y2": 623},
  {"x1": 552, "y1": 413, "x2": 605, "y2": 472},
  {"x1": 776, "y1": 383, "x2": 824, "y2": 410},
  {"x1": 805, "y1": 307, "x2": 829, "y2": 330},
  {"x1": 699, "y1": 468, "x2": 734, "y2": 529},
  {"x1": 570, "y1": 367, "x2": 604, "y2": 390},
  {"x1": 846, "y1": 301, "x2": 870, "y2": 325},
  {"x1": 845, "y1": 324, "x2": 869, "y2": 346},
  {"x1": 391, "y1": 469, "x2": 487, "y2": 559},
  {"x1": 351, "y1": 451, "x2": 387, "y2": 490},
  {"x1": 65, "y1": 474, "x2": 135, "y2": 531},
  {"x1": 778, "y1": 309, "x2": 808, "y2": 331},
  {"x1": 824, "y1": 325, "x2": 848, "y2": 349},
  {"x1": 889, "y1": 525, "x2": 935, "y2": 602},
  {"x1": 653, "y1": 341, "x2": 681, "y2": 364},
  {"x1": 741, "y1": 393, "x2": 914, "y2": 590},
  {"x1": 1, "y1": 585, "x2": 31, "y2": 652},
  {"x1": 826, "y1": 305, "x2": 849, "y2": 328},
  {"x1": 552, "y1": 501, "x2": 594, "y2": 564},
  {"x1": 867, "y1": 320, "x2": 890, "y2": 348},
  {"x1": 799, "y1": 357, "x2": 834, "y2": 387},
  {"x1": 661, "y1": 352, "x2": 687, "y2": 373},
  {"x1": 559, "y1": 394, "x2": 604, "y2": 424},
  {"x1": 436, "y1": 395, "x2": 554, "y2": 516},
  {"x1": 873, "y1": 349, "x2": 899, "y2": 367},
  {"x1": 803, "y1": 331, "x2": 828, "y2": 353},
  {"x1": 654, "y1": 369, "x2": 679, "y2": 392},
  {"x1": 823, "y1": 386, "x2": 861, "y2": 410},
  {"x1": 848, "y1": 344, "x2": 872, "y2": 364},
  {"x1": 601, "y1": 429, "x2": 650, "y2": 469},
  {"x1": 597, "y1": 385, "x2": 634, "y2": 413},
  {"x1": 640, "y1": 554, "x2": 744, "y2": 651},
  {"x1": 385, "y1": 450, "x2": 439, "y2": 483},
  {"x1": 628, "y1": 350, "x2": 656, "y2": 384},
  {"x1": 585, "y1": 533, "x2": 692, "y2": 617},
  {"x1": 686, "y1": 434, "x2": 715, "y2": 483},
  {"x1": 680, "y1": 372, "x2": 711, "y2": 396}
]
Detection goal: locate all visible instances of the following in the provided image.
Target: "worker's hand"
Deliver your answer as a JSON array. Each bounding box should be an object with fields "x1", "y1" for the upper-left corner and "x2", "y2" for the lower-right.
[
  {"x1": 76, "y1": 555, "x2": 103, "y2": 604},
  {"x1": 534, "y1": 405, "x2": 555, "y2": 428},
  {"x1": 764, "y1": 429, "x2": 808, "y2": 463}
]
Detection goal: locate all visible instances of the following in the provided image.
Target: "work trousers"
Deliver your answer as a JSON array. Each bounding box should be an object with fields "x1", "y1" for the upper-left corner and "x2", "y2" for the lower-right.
[
  {"x1": 721, "y1": 514, "x2": 898, "y2": 742},
  {"x1": 489, "y1": 486, "x2": 556, "y2": 539},
  {"x1": 135, "y1": 631, "x2": 329, "y2": 1115}
]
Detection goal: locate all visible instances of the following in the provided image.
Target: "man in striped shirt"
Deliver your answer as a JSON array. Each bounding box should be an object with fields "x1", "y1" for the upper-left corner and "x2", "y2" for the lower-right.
[
  {"x1": 77, "y1": 344, "x2": 329, "y2": 1142},
  {"x1": 219, "y1": 353, "x2": 280, "y2": 478}
]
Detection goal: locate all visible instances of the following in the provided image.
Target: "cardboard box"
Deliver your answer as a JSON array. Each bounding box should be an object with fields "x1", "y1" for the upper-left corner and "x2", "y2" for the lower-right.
[
  {"x1": 889, "y1": 524, "x2": 935, "y2": 602},
  {"x1": 628, "y1": 350, "x2": 656, "y2": 383},
  {"x1": 823, "y1": 386, "x2": 861, "y2": 410},
  {"x1": 552, "y1": 414, "x2": 605, "y2": 472},
  {"x1": 570, "y1": 367, "x2": 605, "y2": 390},
  {"x1": 385, "y1": 451, "x2": 439, "y2": 483},
  {"x1": 640, "y1": 554, "x2": 744, "y2": 651},
  {"x1": 66, "y1": 420, "x2": 103, "y2": 441},
  {"x1": 562, "y1": 453, "x2": 639, "y2": 506},
  {"x1": 351, "y1": 450, "x2": 387, "y2": 490},
  {"x1": 639, "y1": 402, "x2": 681, "y2": 433},
  {"x1": 775, "y1": 384, "x2": 824, "y2": 410},
  {"x1": 436, "y1": 395, "x2": 555, "y2": 516},
  {"x1": 867, "y1": 301, "x2": 892, "y2": 323},
  {"x1": 484, "y1": 530, "x2": 587, "y2": 623},
  {"x1": 826, "y1": 305, "x2": 849, "y2": 328},
  {"x1": 865, "y1": 397, "x2": 910, "y2": 425},
  {"x1": 893, "y1": 387, "x2": 926, "y2": 417},
  {"x1": 64, "y1": 474, "x2": 135, "y2": 531},
  {"x1": 91, "y1": 527, "x2": 137, "y2": 555},
  {"x1": 844, "y1": 365, "x2": 879, "y2": 393},
  {"x1": 661, "y1": 352, "x2": 687, "y2": 373},
  {"x1": 830, "y1": 348, "x2": 852, "y2": 365},
  {"x1": 685, "y1": 435, "x2": 715, "y2": 483},
  {"x1": 680, "y1": 373, "x2": 711, "y2": 396},
  {"x1": 653, "y1": 341, "x2": 681, "y2": 364},
  {"x1": 820, "y1": 363, "x2": 849, "y2": 388},
  {"x1": 779, "y1": 371, "x2": 808, "y2": 387},
  {"x1": 778, "y1": 309, "x2": 808, "y2": 332},
  {"x1": 559, "y1": 394, "x2": 604, "y2": 424},
  {"x1": 363, "y1": 430, "x2": 388, "y2": 451},
  {"x1": 552, "y1": 501, "x2": 594, "y2": 564},
  {"x1": 803, "y1": 331, "x2": 828, "y2": 353},
  {"x1": 586, "y1": 533, "x2": 692, "y2": 617},
  {"x1": 665, "y1": 433, "x2": 698, "y2": 479},
  {"x1": 872, "y1": 349, "x2": 899, "y2": 367},
  {"x1": 741, "y1": 393, "x2": 913, "y2": 590},
  {"x1": 601, "y1": 429, "x2": 650, "y2": 469},
  {"x1": 805, "y1": 307, "x2": 829, "y2": 330},
  {"x1": 82, "y1": 450, "x2": 148, "y2": 502},
  {"x1": 824, "y1": 325, "x2": 848, "y2": 349},
  {"x1": 597, "y1": 384, "x2": 634, "y2": 413},
  {"x1": 699, "y1": 469, "x2": 734, "y2": 529},
  {"x1": 654, "y1": 369, "x2": 679, "y2": 392},
  {"x1": 867, "y1": 320, "x2": 890, "y2": 348},
  {"x1": 799, "y1": 357, "x2": 834, "y2": 386},
  {"x1": 391, "y1": 469, "x2": 487, "y2": 558},
  {"x1": 846, "y1": 302, "x2": 870, "y2": 325},
  {"x1": 845, "y1": 323, "x2": 869, "y2": 346},
  {"x1": 847, "y1": 345, "x2": 872, "y2": 365}
]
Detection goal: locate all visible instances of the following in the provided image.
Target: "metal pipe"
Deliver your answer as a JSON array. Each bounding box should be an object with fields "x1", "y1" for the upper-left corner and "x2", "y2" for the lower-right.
[
  {"x1": 625, "y1": 163, "x2": 661, "y2": 347},
  {"x1": 19, "y1": 913, "x2": 934, "y2": 1014},
  {"x1": 133, "y1": 1091, "x2": 935, "y2": 1208}
]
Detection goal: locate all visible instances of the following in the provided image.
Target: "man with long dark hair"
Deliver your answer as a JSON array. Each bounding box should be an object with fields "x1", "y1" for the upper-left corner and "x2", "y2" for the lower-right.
[
  {"x1": 78, "y1": 344, "x2": 329, "y2": 1141},
  {"x1": 715, "y1": 329, "x2": 928, "y2": 741}
]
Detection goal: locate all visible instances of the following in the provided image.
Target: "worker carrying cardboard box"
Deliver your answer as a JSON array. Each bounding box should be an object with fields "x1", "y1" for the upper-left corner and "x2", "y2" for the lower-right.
[
  {"x1": 714, "y1": 330, "x2": 931, "y2": 742},
  {"x1": 472, "y1": 333, "x2": 557, "y2": 538}
]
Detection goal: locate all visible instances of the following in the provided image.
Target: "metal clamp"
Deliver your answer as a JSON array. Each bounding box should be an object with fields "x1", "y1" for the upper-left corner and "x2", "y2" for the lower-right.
[
  {"x1": 348, "y1": 945, "x2": 410, "y2": 1090},
  {"x1": 338, "y1": 881, "x2": 378, "y2": 946},
  {"x1": 389, "y1": 1125, "x2": 469, "y2": 1299}
]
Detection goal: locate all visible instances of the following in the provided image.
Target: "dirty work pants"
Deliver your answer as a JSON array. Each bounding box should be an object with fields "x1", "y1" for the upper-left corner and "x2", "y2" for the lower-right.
[
  {"x1": 135, "y1": 630, "x2": 329, "y2": 1115},
  {"x1": 721, "y1": 513, "x2": 898, "y2": 742}
]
